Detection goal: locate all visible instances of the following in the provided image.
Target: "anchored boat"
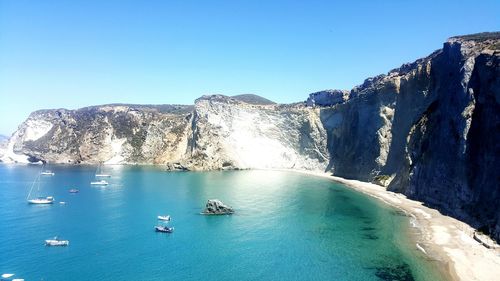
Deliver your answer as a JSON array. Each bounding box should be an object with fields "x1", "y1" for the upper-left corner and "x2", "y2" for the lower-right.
[
  {"x1": 45, "y1": 237, "x2": 69, "y2": 246},
  {"x1": 90, "y1": 180, "x2": 108, "y2": 186},
  {"x1": 28, "y1": 196, "x2": 55, "y2": 204},
  {"x1": 95, "y1": 163, "x2": 111, "y2": 178},
  {"x1": 27, "y1": 171, "x2": 54, "y2": 204},
  {"x1": 157, "y1": 215, "x2": 171, "y2": 221},
  {"x1": 155, "y1": 225, "x2": 174, "y2": 233},
  {"x1": 40, "y1": 171, "x2": 55, "y2": 176}
]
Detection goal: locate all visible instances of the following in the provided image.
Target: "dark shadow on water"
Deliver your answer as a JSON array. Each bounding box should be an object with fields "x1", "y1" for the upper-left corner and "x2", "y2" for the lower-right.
[
  {"x1": 337, "y1": 194, "x2": 351, "y2": 200},
  {"x1": 368, "y1": 262, "x2": 416, "y2": 281},
  {"x1": 362, "y1": 234, "x2": 379, "y2": 240}
]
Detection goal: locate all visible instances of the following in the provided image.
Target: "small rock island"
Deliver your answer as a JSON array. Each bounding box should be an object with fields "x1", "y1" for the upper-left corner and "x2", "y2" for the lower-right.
[{"x1": 202, "y1": 199, "x2": 234, "y2": 215}]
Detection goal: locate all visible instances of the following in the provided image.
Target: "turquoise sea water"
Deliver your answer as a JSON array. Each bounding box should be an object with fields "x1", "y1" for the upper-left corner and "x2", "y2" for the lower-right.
[{"x1": 0, "y1": 165, "x2": 447, "y2": 281}]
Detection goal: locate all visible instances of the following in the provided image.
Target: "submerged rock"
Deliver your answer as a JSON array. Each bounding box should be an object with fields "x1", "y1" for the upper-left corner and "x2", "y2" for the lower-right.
[{"x1": 202, "y1": 199, "x2": 234, "y2": 215}]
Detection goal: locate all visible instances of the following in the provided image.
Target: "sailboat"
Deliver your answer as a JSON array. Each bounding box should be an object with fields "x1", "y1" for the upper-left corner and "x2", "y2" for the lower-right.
[
  {"x1": 95, "y1": 163, "x2": 111, "y2": 178},
  {"x1": 27, "y1": 171, "x2": 55, "y2": 204},
  {"x1": 40, "y1": 163, "x2": 55, "y2": 176}
]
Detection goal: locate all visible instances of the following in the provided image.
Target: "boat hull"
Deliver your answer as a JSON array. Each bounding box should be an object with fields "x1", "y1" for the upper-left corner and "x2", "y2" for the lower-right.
[
  {"x1": 90, "y1": 181, "x2": 108, "y2": 185},
  {"x1": 45, "y1": 240, "x2": 69, "y2": 246},
  {"x1": 155, "y1": 226, "x2": 174, "y2": 233},
  {"x1": 28, "y1": 198, "x2": 54, "y2": 204}
]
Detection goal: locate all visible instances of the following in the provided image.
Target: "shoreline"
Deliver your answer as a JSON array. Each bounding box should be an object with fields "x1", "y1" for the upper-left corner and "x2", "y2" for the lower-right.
[
  {"x1": 288, "y1": 169, "x2": 500, "y2": 281},
  {"x1": 2, "y1": 162, "x2": 499, "y2": 280}
]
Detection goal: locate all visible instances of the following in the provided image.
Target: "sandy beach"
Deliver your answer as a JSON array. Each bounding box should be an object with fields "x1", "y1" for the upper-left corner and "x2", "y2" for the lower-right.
[{"x1": 289, "y1": 170, "x2": 500, "y2": 281}]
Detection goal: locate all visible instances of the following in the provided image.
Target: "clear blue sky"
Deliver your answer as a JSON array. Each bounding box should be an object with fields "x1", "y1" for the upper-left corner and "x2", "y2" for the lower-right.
[{"x1": 0, "y1": 0, "x2": 499, "y2": 135}]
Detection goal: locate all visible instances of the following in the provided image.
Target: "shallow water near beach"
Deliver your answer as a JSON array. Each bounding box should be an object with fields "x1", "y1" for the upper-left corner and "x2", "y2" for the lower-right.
[{"x1": 0, "y1": 165, "x2": 448, "y2": 281}]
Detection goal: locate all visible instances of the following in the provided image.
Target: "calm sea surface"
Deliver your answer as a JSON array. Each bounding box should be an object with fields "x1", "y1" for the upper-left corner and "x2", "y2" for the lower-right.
[{"x1": 0, "y1": 165, "x2": 447, "y2": 281}]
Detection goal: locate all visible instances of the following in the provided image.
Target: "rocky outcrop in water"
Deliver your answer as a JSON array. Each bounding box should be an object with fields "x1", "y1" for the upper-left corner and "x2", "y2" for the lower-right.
[
  {"x1": 202, "y1": 199, "x2": 234, "y2": 215},
  {"x1": 2, "y1": 32, "x2": 499, "y2": 241}
]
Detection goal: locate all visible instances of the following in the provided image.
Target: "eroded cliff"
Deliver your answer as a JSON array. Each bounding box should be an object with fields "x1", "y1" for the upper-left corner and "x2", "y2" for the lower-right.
[
  {"x1": 317, "y1": 32, "x2": 500, "y2": 240},
  {"x1": 1, "y1": 104, "x2": 193, "y2": 164},
  {"x1": 1, "y1": 32, "x2": 498, "y2": 240}
]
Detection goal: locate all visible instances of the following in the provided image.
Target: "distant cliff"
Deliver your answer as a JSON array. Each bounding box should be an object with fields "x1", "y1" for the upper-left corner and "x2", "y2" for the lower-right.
[
  {"x1": 1, "y1": 98, "x2": 328, "y2": 170},
  {"x1": 1, "y1": 32, "x2": 499, "y2": 241}
]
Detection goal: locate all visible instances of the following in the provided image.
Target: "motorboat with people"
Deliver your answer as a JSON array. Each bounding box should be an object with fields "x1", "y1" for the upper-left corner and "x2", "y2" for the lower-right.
[
  {"x1": 45, "y1": 237, "x2": 69, "y2": 246},
  {"x1": 154, "y1": 225, "x2": 174, "y2": 233},
  {"x1": 157, "y1": 215, "x2": 171, "y2": 221}
]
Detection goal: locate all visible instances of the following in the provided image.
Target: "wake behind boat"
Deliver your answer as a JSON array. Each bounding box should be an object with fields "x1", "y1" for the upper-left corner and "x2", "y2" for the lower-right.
[{"x1": 45, "y1": 237, "x2": 69, "y2": 246}]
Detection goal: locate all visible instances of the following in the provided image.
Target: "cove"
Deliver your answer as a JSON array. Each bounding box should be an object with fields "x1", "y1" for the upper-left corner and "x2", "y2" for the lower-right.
[{"x1": 0, "y1": 165, "x2": 448, "y2": 281}]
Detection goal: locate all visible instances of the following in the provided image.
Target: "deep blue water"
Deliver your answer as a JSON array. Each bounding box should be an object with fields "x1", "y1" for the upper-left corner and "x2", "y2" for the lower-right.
[{"x1": 0, "y1": 165, "x2": 447, "y2": 281}]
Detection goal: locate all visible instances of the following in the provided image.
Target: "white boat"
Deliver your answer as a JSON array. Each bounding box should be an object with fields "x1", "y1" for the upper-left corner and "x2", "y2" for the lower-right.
[
  {"x1": 1, "y1": 273, "x2": 15, "y2": 278},
  {"x1": 90, "y1": 180, "x2": 108, "y2": 185},
  {"x1": 45, "y1": 237, "x2": 69, "y2": 246},
  {"x1": 41, "y1": 171, "x2": 55, "y2": 176},
  {"x1": 28, "y1": 196, "x2": 55, "y2": 204},
  {"x1": 95, "y1": 163, "x2": 111, "y2": 178},
  {"x1": 26, "y1": 172, "x2": 54, "y2": 204},
  {"x1": 154, "y1": 225, "x2": 174, "y2": 233},
  {"x1": 157, "y1": 215, "x2": 171, "y2": 221}
]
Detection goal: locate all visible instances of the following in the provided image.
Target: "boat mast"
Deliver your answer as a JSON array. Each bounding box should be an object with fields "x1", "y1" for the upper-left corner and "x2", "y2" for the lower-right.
[{"x1": 27, "y1": 172, "x2": 41, "y2": 200}]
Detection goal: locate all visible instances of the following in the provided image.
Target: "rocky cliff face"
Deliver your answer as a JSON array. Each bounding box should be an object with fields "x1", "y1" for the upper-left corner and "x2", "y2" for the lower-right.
[
  {"x1": 186, "y1": 95, "x2": 329, "y2": 170},
  {"x1": 317, "y1": 32, "x2": 500, "y2": 241},
  {"x1": 1, "y1": 32, "x2": 498, "y2": 240},
  {"x1": 1, "y1": 104, "x2": 194, "y2": 164},
  {"x1": 1, "y1": 97, "x2": 329, "y2": 171}
]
